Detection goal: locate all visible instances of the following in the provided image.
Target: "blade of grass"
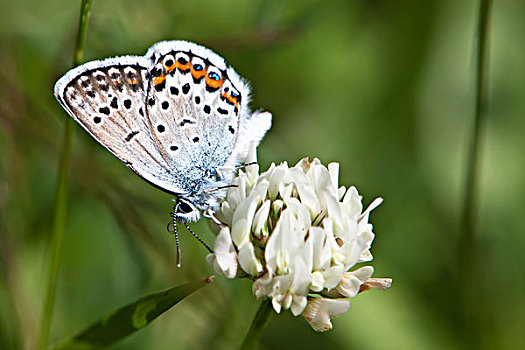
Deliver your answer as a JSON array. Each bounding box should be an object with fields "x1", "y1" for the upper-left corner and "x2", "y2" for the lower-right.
[
  {"x1": 239, "y1": 300, "x2": 273, "y2": 350},
  {"x1": 458, "y1": 0, "x2": 492, "y2": 345},
  {"x1": 50, "y1": 277, "x2": 214, "y2": 350},
  {"x1": 36, "y1": 1, "x2": 93, "y2": 349}
]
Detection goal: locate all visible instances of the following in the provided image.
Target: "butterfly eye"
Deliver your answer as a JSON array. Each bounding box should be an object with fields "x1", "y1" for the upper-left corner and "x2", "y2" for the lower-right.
[
  {"x1": 208, "y1": 72, "x2": 220, "y2": 81},
  {"x1": 193, "y1": 64, "x2": 203, "y2": 71},
  {"x1": 178, "y1": 201, "x2": 193, "y2": 214}
]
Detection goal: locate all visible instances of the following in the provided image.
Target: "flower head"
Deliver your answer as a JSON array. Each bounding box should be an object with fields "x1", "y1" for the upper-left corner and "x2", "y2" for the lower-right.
[{"x1": 207, "y1": 148, "x2": 391, "y2": 331}]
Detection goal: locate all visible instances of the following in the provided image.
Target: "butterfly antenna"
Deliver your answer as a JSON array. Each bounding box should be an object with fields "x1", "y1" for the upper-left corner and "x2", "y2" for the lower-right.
[
  {"x1": 205, "y1": 184, "x2": 238, "y2": 194},
  {"x1": 217, "y1": 161, "x2": 257, "y2": 173},
  {"x1": 236, "y1": 161, "x2": 257, "y2": 168},
  {"x1": 167, "y1": 205, "x2": 182, "y2": 268},
  {"x1": 183, "y1": 224, "x2": 214, "y2": 254}
]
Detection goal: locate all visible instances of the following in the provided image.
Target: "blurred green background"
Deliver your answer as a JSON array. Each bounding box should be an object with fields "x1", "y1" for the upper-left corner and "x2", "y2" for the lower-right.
[{"x1": 1, "y1": 0, "x2": 524, "y2": 349}]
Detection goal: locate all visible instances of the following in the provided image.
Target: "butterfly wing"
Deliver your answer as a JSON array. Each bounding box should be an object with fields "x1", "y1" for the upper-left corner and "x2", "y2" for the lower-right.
[
  {"x1": 54, "y1": 56, "x2": 186, "y2": 195},
  {"x1": 143, "y1": 41, "x2": 271, "y2": 189},
  {"x1": 143, "y1": 41, "x2": 242, "y2": 175}
]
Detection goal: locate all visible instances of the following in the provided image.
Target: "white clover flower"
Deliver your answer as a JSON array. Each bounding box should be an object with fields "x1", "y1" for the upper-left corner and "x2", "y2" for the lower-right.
[{"x1": 206, "y1": 148, "x2": 392, "y2": 332}]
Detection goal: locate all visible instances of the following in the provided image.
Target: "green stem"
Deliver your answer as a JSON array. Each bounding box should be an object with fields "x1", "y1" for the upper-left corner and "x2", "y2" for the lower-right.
[
  {"x1": 458, "y1": 0, "x2": 492, "y2": 344},
  {"x1": 239, "y1": 300, "x2": 273, "y2": 350},
  {"x1": 36, "y1": 1, "x2": 93, "y2": 349},
  {"x1": 74, "y1": 0, "x2": 93, "y2": 67}
]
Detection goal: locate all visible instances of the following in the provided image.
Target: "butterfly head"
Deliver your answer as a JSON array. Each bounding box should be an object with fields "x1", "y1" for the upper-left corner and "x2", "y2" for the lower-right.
[
  {"x1": 174, "y1": 197, "x2": 201, "y2": 224},
  {"x1": 168, "y1": 196, "x2": 213, "y2": 268}
]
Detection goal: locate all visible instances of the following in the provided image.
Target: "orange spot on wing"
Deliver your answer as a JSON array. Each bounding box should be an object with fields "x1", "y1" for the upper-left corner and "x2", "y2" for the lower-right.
[
  {"x1": 191, "y1": 67, "x2": 206, "y2": 80},
  {"x1": 222, "y1": 92, "x2": 240, "y2": 110},
  {"x1": 206, "y1": 76, "x2": 224, "y2": 89},
  {"x1": 128, "y1": 78, "x2": 138, "y2": 85},
  {"x1": 153, "y1": 75, "x2": 166, "y2": 85},
  {"x1": 165, "y1": 63, "x2": 176, "y2": 72},
  {"x1": 175, "y1": 61, "x2": 191, "y2": 71}
]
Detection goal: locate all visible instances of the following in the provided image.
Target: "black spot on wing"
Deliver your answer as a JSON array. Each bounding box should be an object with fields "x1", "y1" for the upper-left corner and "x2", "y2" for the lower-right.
[
  {"x1": 125, "y1": 131, "x2": 139, "y2": 142},
  {"x1": 180, "y1": 119, "x2": 195, "y2": 127},
  {"x1": 154, "y1": 81, "x2": 166, "y2": 92},
  {"x1": 110, "y1": 97, "x2": 118, "y2": 109}
]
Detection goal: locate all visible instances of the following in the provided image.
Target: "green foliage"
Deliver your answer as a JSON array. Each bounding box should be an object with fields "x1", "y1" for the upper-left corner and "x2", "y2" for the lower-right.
[
  {"x1": 38, "y1": 2, "x2": 93, "y2": 349},
  {"x1": 239, "y1": 300, "x2": 273, "y2": 350},
  {"x1": 51, "y1": 277, "x2": 213, "y2": 349}
]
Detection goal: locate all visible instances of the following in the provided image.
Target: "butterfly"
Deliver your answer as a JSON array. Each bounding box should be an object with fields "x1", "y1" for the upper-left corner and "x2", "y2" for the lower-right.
[{"x1": 54, "y1": 40, "x2": 272, "y2": 265}]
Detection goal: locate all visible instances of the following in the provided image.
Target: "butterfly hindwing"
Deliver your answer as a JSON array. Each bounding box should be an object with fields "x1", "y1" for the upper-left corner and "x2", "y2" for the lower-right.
[{"x1": 144, "y1": 41, "x2": 244, "y2": 182}]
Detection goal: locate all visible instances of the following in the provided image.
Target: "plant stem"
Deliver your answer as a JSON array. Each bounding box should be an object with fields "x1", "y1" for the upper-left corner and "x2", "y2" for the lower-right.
[
  {"x1": 239, "y1": 300, "x2": 273, "y2": 350},
  {"x1": 458, "y1": 0, "x2": 492, "y2": 344},
  {"x1": 36, "y1": 1, "x2": 92, "y2": 349},
  {"x1": 74, "y1": 0, "x2": 93, "y2": 67}
]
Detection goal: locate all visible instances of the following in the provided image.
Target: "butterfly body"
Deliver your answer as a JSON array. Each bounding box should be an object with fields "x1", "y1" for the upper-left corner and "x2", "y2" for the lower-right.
[{"x1": 55, "y1": 41, "x2": 271, "y2": 223}]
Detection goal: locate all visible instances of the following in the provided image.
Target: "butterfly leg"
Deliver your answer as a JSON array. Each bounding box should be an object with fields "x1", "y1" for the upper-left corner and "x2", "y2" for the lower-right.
[
  {"x1": 183, "y1": 224, "x2": 213, "y2": 253},
  {"x1": 203, "y1": 209, "x2": 226, "y2": 226}
]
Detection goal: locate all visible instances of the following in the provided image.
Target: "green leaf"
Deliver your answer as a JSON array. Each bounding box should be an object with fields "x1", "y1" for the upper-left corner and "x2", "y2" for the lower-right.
[
  {"x1": 50, "y1": 276, "x2": 214, "y2": 349},
  {"x1": 239, "y1": 299, "x2": 273, "y2": 350}
]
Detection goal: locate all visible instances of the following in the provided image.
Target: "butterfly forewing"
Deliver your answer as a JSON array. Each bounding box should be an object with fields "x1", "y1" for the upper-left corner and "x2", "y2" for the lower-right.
[{"x1": 54, "y1": 56, "x2": 185, "y2": 194}]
